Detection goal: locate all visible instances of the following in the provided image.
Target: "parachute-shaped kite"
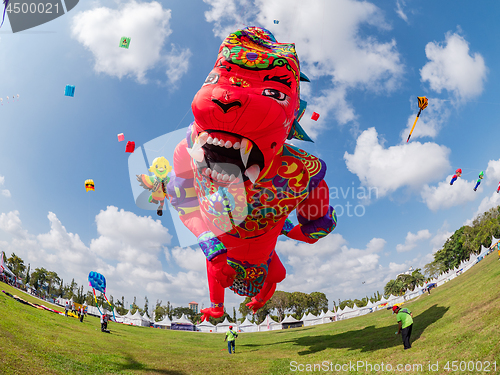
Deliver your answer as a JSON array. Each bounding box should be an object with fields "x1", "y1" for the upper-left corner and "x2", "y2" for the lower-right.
[
  {"x1": 473, "y1": 171, "x2": 484, "y2": 191},
  {"x1": 88, "y1": 271, "x2": 115, "y2": 320},
  {"x1": 65, "y1": 85, "x2": 75, "y2": 97},
  {"x1": 406, "y1": 96, "x2": 428, "y2": 142},
  {"x1": 450, "y1": 168, "x2": 462, "y2": 185},
  {"x1": 85, "y1": 179, "x2": 95, "y2": 192},
  {"x1": 126, "y1": 141, "x2": 135, "y2": 153}
]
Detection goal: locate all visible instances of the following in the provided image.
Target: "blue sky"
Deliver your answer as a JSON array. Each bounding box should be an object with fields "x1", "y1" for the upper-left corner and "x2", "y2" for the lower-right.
[{"x1": 1, "y1": 0, "x2": 500, "y2": 313}]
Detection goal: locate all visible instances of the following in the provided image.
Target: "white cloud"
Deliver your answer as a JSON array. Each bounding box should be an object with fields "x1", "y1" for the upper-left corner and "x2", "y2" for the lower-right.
[
  {"x1": 421, "y1": 32, "x2": 487, "y2": 101},
  {"x1": 400, "y1": 97, "x2": 451, "y2": 142},
  {"x1": 421, "y1": 175, "x2": 477, "y2": 211},
  {"x1": 395, "y1": 0, "x2": 408, "y2": 23},
  {"x1": 170, "y1": 246, "x2": 206, "y2": 273},
  {"x1": 0, "y1": 211, "x2": 29, "y2": 239},
  {"x1": 470, "y1": 193, "x2": 500, "y2": 222},
  {"x1": 71, "y1": 1, "x2": 190, "y2": 85},
  {"x1": 0, "y1": 175, "x2": 11, "y2": 198},
  {"x1": 0, "y1": 207, "x2": 215, "y2": 309},
  {"x1": 430, "y1": 222, "x2": 453, "y2": 254},
  {"x1": 164, "y1": 45, "x2": 192, "y2": 88},
  {"x1": 204, "y1": 0, "x2": 404, "y2": 133},
  {"x1": 396, "y1": 229, "x2": 431, "y2": 253},
  {"x1": 276, "y1": 234, "x2": 401, "y2": 299},
  {"x1": 485, "y1": 159, "x2": 500, "y2": 186},
  {"x1": 344, "y1": 127, "x2": 451, "y2": 197}
]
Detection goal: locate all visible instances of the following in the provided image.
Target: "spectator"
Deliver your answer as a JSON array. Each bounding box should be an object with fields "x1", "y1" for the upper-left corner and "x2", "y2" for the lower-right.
[
  {"x1": 79, "y1": 306, "x2": 84, "y2": 323},
  {"x1": 224, "y1": 325, "x2": 238, "y2": 354},
  {"x1": 64, "y1": 302, "x2": 69, "y2": 317},
  {"x1": 393, "y1": 305, "x2": 413, "y2": 350},
  {"x1": 101, "y1": 313, "x2": 110, "y2": 333}
]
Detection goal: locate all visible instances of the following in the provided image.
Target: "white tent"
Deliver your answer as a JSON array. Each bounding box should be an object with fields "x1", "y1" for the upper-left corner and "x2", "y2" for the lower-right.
[
  {"x1": 172, "y1": 314, "x2": 193, "y2": 325},
  {"x1": 121, "y1": 310, "x2": 133, "y2": 324},
  {"x1": 239, "y1": 317, "x2": 258, "y2": 332},
  {"x1": 215, "y1": 317, "x2": 232, "y2": 333},
  {"x1": 170, "y1": 314, "x2": 195, "y2": 331},
  {"x1": 323, "y1": 310, "x2": 336, "y2": 323},
  {"x1": 129, "y1": 310, "x2": 150, "y2": 327},
  {"x1": 196, "y1": 320, "x2": 215, "y2": 332},
  {"x1": 303, "y1": 313, "x2": 319, "y2": 326},
  {"x1": 114, "y1": 311, "x2": 123, "y2": 323},
  {"x1": 281, "y1": 315, "x2": 303, "y2": 329},
  {"x1": 155, "y1": 315, "x2": 172, "y2": 329},
  {"x1": 340, "y1": 305, "x2": 360, "y2": 320},
  {"x1": 142, "y1": 313, "x2": 152, "y2": 324},
  {"x1": 258, "y1": 315, "x2": 280, "y2": 331}
]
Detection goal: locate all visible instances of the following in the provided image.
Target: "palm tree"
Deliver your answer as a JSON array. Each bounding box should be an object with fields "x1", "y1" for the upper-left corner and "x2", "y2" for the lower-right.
[
  {"x1": 46, "y1": 271, "x2": 61, "y2": 297},
  {"x1": 410, "y1": 269, "x2": 426, "y2": 289},
  {"x1": 6, "y1": 253, "x2": 26, "y2": 278},
  {"x1": 384, "y1": 279, "x2": 404, "y2": 296}
]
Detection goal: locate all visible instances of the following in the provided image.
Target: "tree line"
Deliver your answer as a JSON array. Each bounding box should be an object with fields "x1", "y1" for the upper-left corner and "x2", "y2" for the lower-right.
[{"x1": 424, "y1": 206, "x2": 500, "y2": 278}]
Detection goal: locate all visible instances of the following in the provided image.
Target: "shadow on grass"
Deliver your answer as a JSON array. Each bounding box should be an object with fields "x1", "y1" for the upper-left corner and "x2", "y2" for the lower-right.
[
  {"x1": 112, "y1": 354, "x2": 186, "y2": 374},
  {"x1": 292, "y1": 304, "x2": 448, "y2": 355}
]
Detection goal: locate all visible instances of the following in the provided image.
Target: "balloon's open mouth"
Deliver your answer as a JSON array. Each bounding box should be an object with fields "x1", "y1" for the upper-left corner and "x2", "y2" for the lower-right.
[{"x1": 187, "y1": 130, "x2": 264, "y2": 185}]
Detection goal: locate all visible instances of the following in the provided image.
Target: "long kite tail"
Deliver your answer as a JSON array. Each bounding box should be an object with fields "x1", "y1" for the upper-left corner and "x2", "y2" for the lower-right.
[
  {"x1": 103, "y1": 293, "x2": 116, "y2": 322},
  {"x1": 406, "y1": 108, "x2": 422, "y2": 143},
  {"x1": 1, "y1": 0, "x2": 9, "y2": 28},
  {"x1": 93, "y1": 289, "x2": 103, "y2": 316}
]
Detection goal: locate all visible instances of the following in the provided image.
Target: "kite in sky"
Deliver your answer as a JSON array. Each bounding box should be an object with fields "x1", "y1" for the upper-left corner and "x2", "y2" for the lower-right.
[
  {"x1": 126, "y1": 141, "x2": 135, "y2": 153},
  {"x1": 85, "y1": 179, "x2": 95, "y2": 192},
  {"x1": 450, "y1": 168, "x2": 462, "y2": 185},
  {"x1": 65, "y1": 85, "x2": 75, "y2": 97},
  {"x1": 119, "y1": 37, "x2": 131, "y2": 49},
  {"x1": 88, "y1": 271, "x2": 115, "y2": 320},
  {"x1": 136, "y1": 156, "x2": 172, "y2": 216},
  {"x1": 473, "y1": 171, "x2": 484, "y2": 191},
  {"x1": 406, "y1": 96, "x2": 428, "y2": 142},
  {"x1": 167, "y1": 27, "x2": 336, "y2": 321}
]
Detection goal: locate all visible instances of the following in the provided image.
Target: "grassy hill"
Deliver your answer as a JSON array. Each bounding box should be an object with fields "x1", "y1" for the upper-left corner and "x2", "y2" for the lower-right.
[{"x1": 1, "y1": 253, "x2": 499, "y2": 375}]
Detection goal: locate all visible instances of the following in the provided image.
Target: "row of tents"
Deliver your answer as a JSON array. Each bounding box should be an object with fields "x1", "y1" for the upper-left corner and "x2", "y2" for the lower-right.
[{"x1": 52, "y1": 236, "x2": 498, "y2": 333}]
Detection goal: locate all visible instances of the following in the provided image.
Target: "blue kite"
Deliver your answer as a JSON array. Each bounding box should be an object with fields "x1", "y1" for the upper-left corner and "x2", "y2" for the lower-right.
[
  {"x1": 88, "y1": 271, "x2": 115, "y2": 320},
  {"x1": 65, "y1": 85, "x2": 75, "y2": 97}
]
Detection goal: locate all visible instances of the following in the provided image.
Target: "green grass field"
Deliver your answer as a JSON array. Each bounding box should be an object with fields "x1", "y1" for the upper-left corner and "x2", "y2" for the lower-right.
[{"x1": 1, "y1": 253, "x2": 499, "y2": 375}]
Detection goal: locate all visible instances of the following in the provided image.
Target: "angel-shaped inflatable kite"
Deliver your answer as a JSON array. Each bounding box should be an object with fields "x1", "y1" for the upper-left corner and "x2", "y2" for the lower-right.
[
  {"x1": 137, "y1": 156, "x2": 172, "y2": 216},
  {"x1": 167, "y1": 27, "x2": 336, "y2": 321}
]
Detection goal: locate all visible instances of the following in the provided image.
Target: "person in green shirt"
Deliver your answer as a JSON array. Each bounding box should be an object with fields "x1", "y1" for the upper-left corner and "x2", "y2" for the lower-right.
[
  {"x1": 224, "y1": 325, "x2": 238, "y2": 354},
  {"x1": 393, "y1": 305, "x2": 413, "y2": 350}
]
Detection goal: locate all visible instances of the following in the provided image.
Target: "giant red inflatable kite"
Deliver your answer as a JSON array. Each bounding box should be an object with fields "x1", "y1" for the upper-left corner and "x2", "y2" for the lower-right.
[{"x1": 167, "y1": 27, "x2": 337, "y2": 320}]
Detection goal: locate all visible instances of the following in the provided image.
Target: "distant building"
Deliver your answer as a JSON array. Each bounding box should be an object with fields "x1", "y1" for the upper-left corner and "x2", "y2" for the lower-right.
[
  {"x1": 189, "y1": 301, "x2": 198, "y2": 314},
  {"x1": 398, "y1": 266, "x2": 414, "y2": 278}
]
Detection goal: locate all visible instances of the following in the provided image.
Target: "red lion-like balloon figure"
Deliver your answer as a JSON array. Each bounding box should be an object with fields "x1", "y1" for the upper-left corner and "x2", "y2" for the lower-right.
[{"x1": 168, "y1": 27, "x2": 337, "y2": 321}]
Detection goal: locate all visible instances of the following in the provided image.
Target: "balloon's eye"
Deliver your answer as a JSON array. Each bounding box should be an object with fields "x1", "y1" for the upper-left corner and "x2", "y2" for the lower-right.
[
  {"x1": 262, "y1": 89, "x2": 287, "y2": 101},
  {"x1": 204, "y1": 73, "x2": 219, "y2": 85}
]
